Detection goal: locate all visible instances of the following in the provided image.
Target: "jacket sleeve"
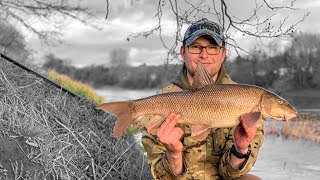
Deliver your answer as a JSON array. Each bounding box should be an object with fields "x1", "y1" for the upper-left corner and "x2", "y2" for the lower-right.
[
  {"x1": 141, "y1": 115, "x2": 188, "y2": 179},
  {"x1": 218, "y1": 118, "x2": 264, "y2": 179}
]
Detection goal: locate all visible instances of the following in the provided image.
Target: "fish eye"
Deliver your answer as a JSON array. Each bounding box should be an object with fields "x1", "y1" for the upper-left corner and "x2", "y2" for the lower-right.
[{"x1": 277, "y1": 99, "x2": 283, "y2": 105}]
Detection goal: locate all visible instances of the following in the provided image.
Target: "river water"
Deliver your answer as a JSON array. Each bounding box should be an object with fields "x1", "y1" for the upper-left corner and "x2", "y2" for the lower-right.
[{"x1": 96, "y1": 87, "x2": 320, "y2": 179}]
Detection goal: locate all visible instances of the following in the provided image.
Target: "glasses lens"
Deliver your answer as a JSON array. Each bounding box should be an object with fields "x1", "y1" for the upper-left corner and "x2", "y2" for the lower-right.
[
  {"x1": 188, "y1": 45, "x2": 221, "y2": 55},
  {"x1": 188, "y1": 45, "x2": 201, "y2": 54},
  {"x1": 206, "y1": 46, "x2": 220, "y2": 55}
]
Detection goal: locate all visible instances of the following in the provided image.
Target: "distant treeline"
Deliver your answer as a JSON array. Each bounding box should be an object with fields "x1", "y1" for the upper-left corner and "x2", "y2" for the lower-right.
[
  {"x1": 43, "y1": 33, "x2": 320, "y2": 92},
  {"x1": 43, "y1": 54, "x2": 182, "y2": 89},
  {"x1": 226, "y1": 33, "x2": 320, "y2": 93}
]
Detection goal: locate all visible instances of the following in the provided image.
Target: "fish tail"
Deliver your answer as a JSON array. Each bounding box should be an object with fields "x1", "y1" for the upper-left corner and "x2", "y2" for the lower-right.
[{"x1": 97, "y1": 101, "x2": 134, "y2": 137}]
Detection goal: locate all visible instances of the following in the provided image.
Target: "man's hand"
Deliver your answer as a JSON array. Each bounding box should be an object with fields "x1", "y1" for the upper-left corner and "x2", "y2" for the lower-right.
[
  {"x1": 157, "y1": 113, "x2": 184, "y2": 175},
  {"x1": 234, "y1": 116, "x2": 257, "y2": 153},
  {"x1": 230, "y1": 115, "x2": 258, "y2": 169}
]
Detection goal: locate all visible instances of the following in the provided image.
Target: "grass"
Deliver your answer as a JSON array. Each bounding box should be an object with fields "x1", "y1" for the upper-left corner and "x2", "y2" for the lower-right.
[
  {"x1": 48, "y1": 70, "x2": 104, "y2": 105},
  {"x1": 48, "y1": 70, "x2": 138, "y2": 136},
  {"x1": 0, "y1": 57, "x2": 152, "y2": 179}
]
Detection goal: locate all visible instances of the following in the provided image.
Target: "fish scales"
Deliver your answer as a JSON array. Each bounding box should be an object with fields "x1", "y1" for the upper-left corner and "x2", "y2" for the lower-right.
[
  {"x1": 97, "y1": 62, "x2": 297, "y2": 138},
  {"x1": 130, "y1": 84, "x2": 265, "y2": 128}
]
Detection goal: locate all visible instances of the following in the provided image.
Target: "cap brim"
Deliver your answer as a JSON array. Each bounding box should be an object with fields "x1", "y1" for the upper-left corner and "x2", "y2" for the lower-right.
[{"x1": 185, "y1": 30, "x2": 223, "y2": 46}]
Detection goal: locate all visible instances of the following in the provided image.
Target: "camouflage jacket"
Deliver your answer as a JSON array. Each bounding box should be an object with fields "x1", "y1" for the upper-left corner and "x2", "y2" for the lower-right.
[{"x1": 141, "y1": 65, "x2": 264, "y2": 180}]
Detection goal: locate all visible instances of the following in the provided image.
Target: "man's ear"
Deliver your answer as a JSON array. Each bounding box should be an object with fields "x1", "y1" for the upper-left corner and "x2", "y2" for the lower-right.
[
  {"x1": 221, "y1": 47, "x2": 227, "y2": 62},
  {"x1": 180, "y1": 45, "x2": 186, "y2": 60}
]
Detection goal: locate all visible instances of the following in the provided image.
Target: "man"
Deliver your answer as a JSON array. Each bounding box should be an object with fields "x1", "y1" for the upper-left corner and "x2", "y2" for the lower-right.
[{"x1": 142, "y1": 18, "x2": 264, "y2": 180}]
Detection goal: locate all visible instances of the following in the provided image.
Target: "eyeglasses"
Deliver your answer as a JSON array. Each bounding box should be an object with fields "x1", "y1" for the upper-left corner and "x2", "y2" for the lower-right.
[{"x1": 187, "y1": 44, "x2": 223, "y2": 55}]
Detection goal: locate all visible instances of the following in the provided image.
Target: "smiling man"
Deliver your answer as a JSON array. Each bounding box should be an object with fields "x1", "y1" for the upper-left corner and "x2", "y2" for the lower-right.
[{"x1": 142, "y1": 18, "x2": 264, "y2": 180}]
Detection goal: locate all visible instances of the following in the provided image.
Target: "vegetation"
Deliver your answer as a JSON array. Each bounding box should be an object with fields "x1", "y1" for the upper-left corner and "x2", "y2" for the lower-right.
[
  {"x1": 0, "y1": 55, "x2": 152, "y2": 179},
  {"x1": 43, "y1": 33, "x2": 320, "y2": 93},
  {"x1": 226, "y1": 33, "x2": 320, "y2": 93},
  {"x1": 265, "y1": 115, "x2": 320, "y2": 143},
  {"x1": 0, "y1": 20, "x2": 30, "y2": 64},
  {"x1": 0, "y1": 0, "x2": 96, "y2": 43},
  {"x1": 105, "y1": 0, "x2": 308, "y2": 62},
  {"x1": 48, "y1": 70, "x2": 138, "y2": 135},
  {"x1": 43, "y1": 53, "x2": 182, "y2": 89},
  {"x1": 48, "y1": 70, "x2": 104, "y2": 105}
]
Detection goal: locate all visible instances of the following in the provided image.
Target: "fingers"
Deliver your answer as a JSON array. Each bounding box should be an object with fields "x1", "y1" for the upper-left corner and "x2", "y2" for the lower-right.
[
  {"x1": 172, "y1": 127, "x2": 184, "y2": 140},
  {"x1": 158, "y1": 127, "x2": 184, "y2": 153},
  {"x1": 240, "y1": 118, "x2": 257, "y2": 139},
  {"x1": 234, "y1": 117, "x2": 258, "y2": 150},
  {"x1": 157, "y1": 113, "x2": 181, "y2": 137},
  {"x1": 157, "y1": 113, "x2": 184, "y2": 147}
]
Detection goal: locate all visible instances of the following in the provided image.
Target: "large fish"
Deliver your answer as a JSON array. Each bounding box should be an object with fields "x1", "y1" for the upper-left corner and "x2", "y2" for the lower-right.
[{"x1": 97, "y1": 62, "x2": 297, "y2": 140}]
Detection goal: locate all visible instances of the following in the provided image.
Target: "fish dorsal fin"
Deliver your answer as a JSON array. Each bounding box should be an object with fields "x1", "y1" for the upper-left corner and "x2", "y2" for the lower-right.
[{"x1": 191, "y1": 62, "x2": 215, "y2": 90}]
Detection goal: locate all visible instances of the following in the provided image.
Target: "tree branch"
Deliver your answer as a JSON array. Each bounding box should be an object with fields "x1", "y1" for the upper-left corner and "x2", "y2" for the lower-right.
[
  {"x1": 105, "y1": 0, "x2": 309, "y2": 61},
  {"x1": 0, "y1": 0, "x2": 97, "y2": 43}
]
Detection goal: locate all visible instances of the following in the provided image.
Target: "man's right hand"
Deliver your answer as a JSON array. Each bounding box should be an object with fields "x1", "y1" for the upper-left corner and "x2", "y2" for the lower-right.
[
  {"x1": 157, "y1": 113, "x2": 184, "y2": 153},
  {"x1": 157, "y1": 112, "x2": 184, "y2": 175}
]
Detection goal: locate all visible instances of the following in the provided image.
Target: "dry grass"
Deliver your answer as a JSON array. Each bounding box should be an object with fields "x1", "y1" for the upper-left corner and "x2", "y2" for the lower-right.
[
  {"x1": 265, "y1": 115, "x2": 320, "y2": 143},
  {"x1": 48, "y1": 70, "x2": 104, "y2": 105},
  {"x1": 0, "y1": 57, "x2": 152, "y2": 179}
]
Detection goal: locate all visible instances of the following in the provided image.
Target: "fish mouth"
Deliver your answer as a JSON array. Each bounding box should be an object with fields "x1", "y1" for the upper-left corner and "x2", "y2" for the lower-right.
[{"x1": 283, "y1": 112, "x2": 297, "y2": 121}]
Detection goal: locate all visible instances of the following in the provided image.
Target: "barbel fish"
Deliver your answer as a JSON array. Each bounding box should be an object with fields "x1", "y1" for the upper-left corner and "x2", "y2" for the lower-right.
[{"x1": 97, "y1": 62, "x2": 297, "y2": 140}]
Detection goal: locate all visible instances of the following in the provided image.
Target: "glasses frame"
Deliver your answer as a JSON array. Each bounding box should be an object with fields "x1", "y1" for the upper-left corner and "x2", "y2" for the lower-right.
[{"x1": 187, "y1": 44, "x2": 224, "y2": 55}]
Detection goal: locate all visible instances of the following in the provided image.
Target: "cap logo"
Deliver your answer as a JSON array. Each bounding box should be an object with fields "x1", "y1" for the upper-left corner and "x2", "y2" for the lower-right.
[{"x1": 187, "y1": 23, "x2": 221, "y2": 36}]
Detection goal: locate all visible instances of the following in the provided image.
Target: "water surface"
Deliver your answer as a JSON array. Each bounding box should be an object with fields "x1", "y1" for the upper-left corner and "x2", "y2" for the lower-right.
[{"x1": 251, "y1": 135, "x2": 320, "y2": 179}]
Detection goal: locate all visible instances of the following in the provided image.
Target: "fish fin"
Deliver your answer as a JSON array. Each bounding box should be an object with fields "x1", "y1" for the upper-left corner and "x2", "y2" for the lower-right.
[
  {"x1": 191, "y1": 61, "x2": 215, "y2": 90},
  {"x1": 196, "y1": 129, "x2": 211, "y2": 141},
  {"x1": 135, "y1": 115, "x2": 149, "y2": 127},
  {"x1": 97, "y1": 102, "x2": 133, "y2": 137},
  {"x1": 147, "y1": 115, "x2": 165, "y2": 133},
  {"x1": 191, "y1": 124, "x2": 211, "y2": 141},
  {"x1": 241, "y1": 112, "x2": 261, "y2": 128}
]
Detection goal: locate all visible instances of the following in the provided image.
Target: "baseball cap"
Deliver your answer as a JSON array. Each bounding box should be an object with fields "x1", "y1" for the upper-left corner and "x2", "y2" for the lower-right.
[{"x1": 183, "y1": 18, "x2": 224, "y2": 47}]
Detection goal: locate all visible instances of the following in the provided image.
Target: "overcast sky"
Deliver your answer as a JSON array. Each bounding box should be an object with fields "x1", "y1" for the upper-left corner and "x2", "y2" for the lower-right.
[{"x1": 24, "y1": 0, "x2": 316, "y2": 67}]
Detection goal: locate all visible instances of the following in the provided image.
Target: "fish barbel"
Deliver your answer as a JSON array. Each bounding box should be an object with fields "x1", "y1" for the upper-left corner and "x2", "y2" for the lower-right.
[{"x1": 97, "y1": 62, "x2": 297, "y2": 139}]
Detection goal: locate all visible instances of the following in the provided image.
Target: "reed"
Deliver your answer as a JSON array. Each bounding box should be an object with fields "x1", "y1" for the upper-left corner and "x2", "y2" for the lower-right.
[{"x1": 265, "y1": 115, "x2": 320, "y2": 143}]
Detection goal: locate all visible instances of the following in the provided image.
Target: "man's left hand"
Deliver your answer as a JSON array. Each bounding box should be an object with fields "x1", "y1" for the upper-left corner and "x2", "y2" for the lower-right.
[{"x1": 233, "y1": 116, "x2": 257, "y2": 154}]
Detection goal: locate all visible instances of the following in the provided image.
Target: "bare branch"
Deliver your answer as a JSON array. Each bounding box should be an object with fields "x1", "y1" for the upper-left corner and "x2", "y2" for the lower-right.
[
  {"x1": 106, "y1": 0, "x2": 309, "y2": 62},
  {"x1": 0, "y1": 0, "x2": 97, "y2": 43},
  {"x1": 105, "y1": 0, "x2": 109, "y2": 19},
  {"x1": 263, "y1": 0, "x2": 297, "y2": 10}
]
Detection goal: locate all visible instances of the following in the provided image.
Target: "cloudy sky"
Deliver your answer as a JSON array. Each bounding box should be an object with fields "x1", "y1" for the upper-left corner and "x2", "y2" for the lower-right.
[{"x1": 23, "y1": 0, "x2": 316, "y2": 67}]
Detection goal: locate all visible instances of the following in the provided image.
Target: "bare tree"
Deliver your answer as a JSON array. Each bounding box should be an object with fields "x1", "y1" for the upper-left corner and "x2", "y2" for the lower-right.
[
  {"x1": 105, "y1": 0, "x2": 309, "y2": 63},
  {"x1": 0, "y1": 0, "x2": 96, "y2": 43},
  {"x1": 285, "y1": 33, "x2": 320, "y2": 88},
  {"x1": 0, "y1": 20, "x2": 29, "y2": 61},
  {"x1": 110, "y1": 48, "x2": 129, "y2": 67}
]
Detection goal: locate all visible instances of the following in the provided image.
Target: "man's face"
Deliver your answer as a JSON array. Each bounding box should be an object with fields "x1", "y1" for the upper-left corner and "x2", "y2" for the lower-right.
[{"x1": 180, "y1": 36, "x2": 226, "y2": 81}]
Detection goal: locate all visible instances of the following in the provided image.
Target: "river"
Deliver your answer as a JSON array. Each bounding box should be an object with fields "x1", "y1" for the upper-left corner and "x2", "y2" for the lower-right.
[{"x1": 96, "y1": 87, "x2": 320, "y2": 179}]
